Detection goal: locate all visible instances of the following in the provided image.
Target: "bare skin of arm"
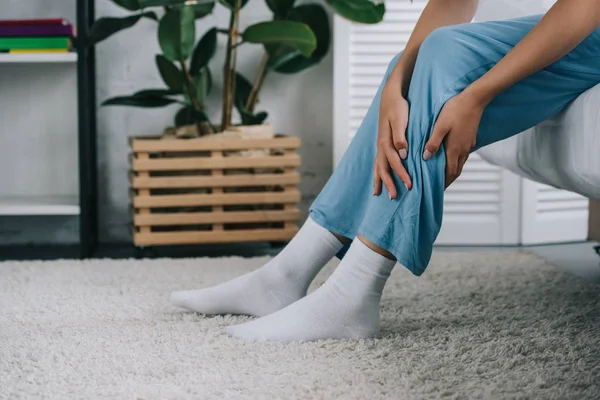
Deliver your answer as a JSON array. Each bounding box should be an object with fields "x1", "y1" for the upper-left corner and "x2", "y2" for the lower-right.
[
  {"x1": 425, "y1": 0, "x2": 600, "y2": 187},
  {"x1": 374, "y1": 0, "x2": 479, "y2": 198}
]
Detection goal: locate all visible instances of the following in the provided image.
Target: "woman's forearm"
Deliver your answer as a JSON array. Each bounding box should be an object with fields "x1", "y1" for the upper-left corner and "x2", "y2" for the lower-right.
[
  {"x1": 465, "y1": 0, "x2": 600, "y2": 106},
  {"x1": 392, "y1": 0, "x2": 479, "y2": 96}
]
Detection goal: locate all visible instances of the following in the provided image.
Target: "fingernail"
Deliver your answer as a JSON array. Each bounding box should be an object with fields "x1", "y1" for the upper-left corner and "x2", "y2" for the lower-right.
[
  {"x1": 398, "y1": 149, "x2": 407, "y2": 160},
  {"x1": 404, "y1": 183, "x2": 409, "y2": 191},
  {"x1": 373, "y1": 192, "x2": 376, "y2": 196},
  {"x1": 423, "y1": 150, "x2": 432, "y2": 161},
  {"x1": 389, "y1": 194, "x2": 393, "y2": 200}
]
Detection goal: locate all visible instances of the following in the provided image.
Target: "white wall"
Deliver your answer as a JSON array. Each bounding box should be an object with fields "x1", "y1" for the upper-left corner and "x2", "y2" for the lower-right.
[
  {"x1": 1, "y1": 0, "x2": 333, "y2": 244},
  {"x1": 475, "y1": 0, "x2": 555, "y2": 20}
]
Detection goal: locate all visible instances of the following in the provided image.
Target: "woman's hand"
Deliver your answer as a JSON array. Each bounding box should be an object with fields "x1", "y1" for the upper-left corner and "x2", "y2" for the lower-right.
[
  {"x1": 423, "y1": 91, "x2": 484, "y2": 188},
  {"x1": 374, "y1": 77, "x2": 413, "y2": 199}
]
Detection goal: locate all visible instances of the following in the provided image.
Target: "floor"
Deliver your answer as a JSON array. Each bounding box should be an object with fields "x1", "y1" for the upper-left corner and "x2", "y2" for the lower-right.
[
  {"x1": 531, "y1": 241, "x2": 600, "y2": 282},
  {"x1": 2, "y1": 250, "x2": 598, "y2": 399},
  {"x1": 436, "y1": 241, "x2": 600, "y2": 283}
]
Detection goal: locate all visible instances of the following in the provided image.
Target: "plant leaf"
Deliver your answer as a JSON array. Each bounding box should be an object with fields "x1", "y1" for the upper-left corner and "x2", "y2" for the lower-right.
[
  {"x1": 240, "y1": 110, "x2": 268, "y2": 125},
  {"x1": 141, "y1": 0, "x2": 209, "y2": 6},
  {"x1": 89, "y1": 13, "x2": 153, "y2": 44},
  {"x1": 158, "y1": 5, "x2": 196, "y2": 61},
  {"x1": 234, "y1": 72, "x2": 253, "y2": 114},
  {"x1": 102, "y1": 95, "x2": 177, "y2": 107},
  {"x1": 190, "y1": 27, "x2": 217, "y2": 75},
  {"x1": 218, "y1": 0, "x2": 249, "y2": 10},
  {"x1": 242, "y1": 21, "x2": 316, "y2": 58},
  {"x1": 133, "y1": 88, "x2": 178, "y2": 97},
  {"x1": 265, "y1": 44, "x2": 300, "y2": 69},
  {"x1": 111, "y1": 0, "x2": 142, "y2": 11},
  {"x1": 194, "y1": 68, "x2": 211, "y2": 102},
  {"x1": 325, "y1": 0, "x2": 385, "y2": 24},
  {"x1": 204, "y1": 67, "x2": 213, "y2": 94},
  {"x1": 194, "y1": 1, "x2": 215, "y2": 18},
  {"x1": 266, "y1": 0, "x2": 295, "y2": 17},
  {"x1": 155, "y1": 54, "x2": 184, "y2": 92},
  {"x1": 174, "y1": 106, "x2": 208, "y2": 126},
  {"x1": 273, "y1": 4, "x2": 330, "y2": 73},
  {"x1": 143, "y1": 11, "x2": 158, "y2": 21},
  {"x1": 233, "y1": 73, "x2": 267, "y2": 125},
  {"x1": 174, "y1": 106, "x2": 195, "y2": 126},
  {"x1": 141, "y1": 0, "x2": 182, "y2": 6}
]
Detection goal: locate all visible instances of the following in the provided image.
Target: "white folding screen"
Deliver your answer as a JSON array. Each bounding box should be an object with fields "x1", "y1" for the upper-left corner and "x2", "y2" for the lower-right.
[
  {"x1": 521, "y1": 181, "x2": 589, "y2": 244},
  {"x1": 333, "y1": 0, "x2": 521, "y2": 245}
]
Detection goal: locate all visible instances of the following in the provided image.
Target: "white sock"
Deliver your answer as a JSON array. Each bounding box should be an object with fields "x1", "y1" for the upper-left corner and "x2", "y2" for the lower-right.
[
  {"x1": 169, "y1": 217, "x2": 343, "y2": 317},
  {"x1": 226, "y1": 238, "x2": 396, "y2": 342}
]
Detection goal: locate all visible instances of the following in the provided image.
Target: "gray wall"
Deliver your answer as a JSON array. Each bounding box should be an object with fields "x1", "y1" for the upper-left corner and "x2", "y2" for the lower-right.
[{"x1": 1, "y1": 0, "x2": 333, "y2": 244}]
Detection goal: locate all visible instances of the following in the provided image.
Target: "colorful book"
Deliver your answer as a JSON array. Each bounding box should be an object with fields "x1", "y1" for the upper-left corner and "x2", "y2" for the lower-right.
[
  {"x1": 7, "y1": 49, "x2": 69, "y2": 53},
  {"x1": 0, "y1": 37, "x2": 71, "y2": 50},
  {"x1": 0, "y1": 24, "x2": 75, "y2": 37},
  {"x1": 0, "y1": 18, "x2": 69, "y2": 26}
]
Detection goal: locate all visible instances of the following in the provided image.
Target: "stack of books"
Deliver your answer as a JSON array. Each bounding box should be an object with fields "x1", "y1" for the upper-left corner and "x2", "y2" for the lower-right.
[{"x1": 0, "y1": 18, "x2": 76, "y2": 53}]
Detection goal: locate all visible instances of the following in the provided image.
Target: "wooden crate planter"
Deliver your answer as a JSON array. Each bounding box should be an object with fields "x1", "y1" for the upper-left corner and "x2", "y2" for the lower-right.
[{"x1": 129, "y1": 135, "x2": 302, "y2": 246}]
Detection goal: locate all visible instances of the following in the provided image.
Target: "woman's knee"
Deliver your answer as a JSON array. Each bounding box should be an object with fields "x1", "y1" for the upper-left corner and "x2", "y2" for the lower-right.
[
  {"x1": 406, "y1": 25, "x2": 475, "y2": 108},
  {"x1": 418, "y1": 25, "x2": 469, "y2": 66}
]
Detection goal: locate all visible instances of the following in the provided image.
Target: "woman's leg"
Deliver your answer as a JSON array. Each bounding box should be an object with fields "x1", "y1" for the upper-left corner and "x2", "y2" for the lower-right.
[
  {"x1": 227, "y1": 15, "x2": 600, "y2": 341},
  {"x1": 358, "y1": 14, "x2": 600, "y2": 276},
  {"x1": 169, "y1": 54, "x2": 403, "y2": 316},
  {"x1": 169, "y1": 218, "x2": 344, "y2": 316},
  {"x1": 308, "y1": 53, "x2": 404, "y2": 252}
]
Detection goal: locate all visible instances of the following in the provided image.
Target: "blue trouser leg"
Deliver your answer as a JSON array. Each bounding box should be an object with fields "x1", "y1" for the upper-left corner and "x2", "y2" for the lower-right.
[{"x1": 310, "y1": 15, "x2": 600, "y2": 276}]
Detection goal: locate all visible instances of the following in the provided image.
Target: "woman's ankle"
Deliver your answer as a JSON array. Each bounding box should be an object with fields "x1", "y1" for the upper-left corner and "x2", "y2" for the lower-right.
[{"x1": 357, "y1": 234, "x2": 396, "y2": 261}]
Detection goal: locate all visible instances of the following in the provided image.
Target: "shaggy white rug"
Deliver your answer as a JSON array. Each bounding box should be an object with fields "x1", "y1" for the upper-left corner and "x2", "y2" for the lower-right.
[{"x1": 1, "y1": 251, "x2": 599, "y2": 399}]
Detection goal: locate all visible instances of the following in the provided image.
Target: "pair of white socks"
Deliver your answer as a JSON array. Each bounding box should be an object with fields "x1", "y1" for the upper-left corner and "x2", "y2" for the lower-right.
[{"x1": 169, "y1": 218, "x2": 396, "y2": 342}]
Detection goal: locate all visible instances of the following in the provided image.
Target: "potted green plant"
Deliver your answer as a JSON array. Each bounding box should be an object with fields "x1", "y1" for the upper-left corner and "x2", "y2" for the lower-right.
[
  {"x1": 91, "y1": 0, "x2": 385, "y2": 247},
  {"x1": 91, "y1": 0, "x2": 385, "y2": 133}
]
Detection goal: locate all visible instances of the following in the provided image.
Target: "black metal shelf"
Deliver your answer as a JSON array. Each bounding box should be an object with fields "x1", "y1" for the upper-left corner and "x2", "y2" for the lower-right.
[
  {"x1": 0, "y1": 0, "x2": 99, "y2": 260},
  {"x1": 76, "y1": 0, "x2": 98, "y2": 258}
]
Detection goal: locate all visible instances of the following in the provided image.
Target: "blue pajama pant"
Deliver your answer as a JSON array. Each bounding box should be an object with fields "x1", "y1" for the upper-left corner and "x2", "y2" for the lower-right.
[{"x1": 309, "y1": 15, "x2": 600, "y2": 276}]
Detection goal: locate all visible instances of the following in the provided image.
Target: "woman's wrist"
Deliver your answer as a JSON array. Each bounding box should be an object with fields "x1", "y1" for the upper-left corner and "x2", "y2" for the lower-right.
[
  {"x1": 463, "y1": 75, "x2": 502, "y2": 108},
  {"x1": 389, "y1": 61, "x2": 411, "y2": 98}
]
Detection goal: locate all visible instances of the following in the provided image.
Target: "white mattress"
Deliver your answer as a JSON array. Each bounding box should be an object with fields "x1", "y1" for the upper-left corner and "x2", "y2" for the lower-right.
[{"x1": 478, "y1": 83, "x2": 600, "y2": 201}]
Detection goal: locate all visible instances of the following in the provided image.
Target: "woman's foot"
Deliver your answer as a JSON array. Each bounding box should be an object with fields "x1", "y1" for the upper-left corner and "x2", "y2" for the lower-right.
[
  {"x1": 226, "y1": 238, "x2": 396, "y2": 341},
  {"x1": 169, "y1": 218, "x2": 343, "y2": 317}
]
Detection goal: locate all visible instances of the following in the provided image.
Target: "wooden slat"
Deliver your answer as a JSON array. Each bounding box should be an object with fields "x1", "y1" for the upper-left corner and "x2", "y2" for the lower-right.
[
  {"x1": 137, "y1": 153, "x2": 151, "y2": 234},
  {"x1": 130, "y1": 171, "x2": 301, "y2": 189},
  {"x1": 283, "y1": 149, "x2": 298, "y2": 230},
  {"x1": 211, "y1": 151, "x2": 224, "y2": 231},
  {"x1": 132, "y1": 154, "x2": 300, "y2": 171},
  {"x1": 134, "y1": 227, "x2": 298, "y2": 246},
  {"x1": 134, "y1": 209, "x2": 301, "y2": 226},
  {"x1": 133, "y1": 190, "x2": 301, "y2": 208},
  {"x1": 131, "y1": 136, "x2": 301, "y2": 152}
]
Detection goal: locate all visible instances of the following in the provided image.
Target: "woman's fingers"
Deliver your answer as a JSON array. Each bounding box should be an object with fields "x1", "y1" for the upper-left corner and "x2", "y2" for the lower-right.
[
  {"x1": 444, "y1": 148, "x2": 471, "y2": 189},
  {"x1": 373, "y1": 164, "x2": 382, "y2": 196},
  {"x1": 445, "y1": 149, "x2": 459, "y2": 188},
  {"x1": 424, "y1": 118, "x2": 449, "y2": 161},
  {"x1": 385, "y1": 146, "x2": 412, "y2": 190},
  {"x1": 374, "y1": 153, "x2": 398, "y2": 199},
  {"x1": 391, "y1": 117, "x2": 408, "y2": 160},
  {"x1": 380, "y1": 165, "x2": 397, "y2": 199}
]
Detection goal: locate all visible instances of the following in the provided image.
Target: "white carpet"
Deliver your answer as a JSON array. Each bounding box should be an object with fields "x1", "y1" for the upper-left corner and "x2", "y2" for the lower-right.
[{"x1": 1, "y1": 251, "x2": 599, "y2": 399}]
